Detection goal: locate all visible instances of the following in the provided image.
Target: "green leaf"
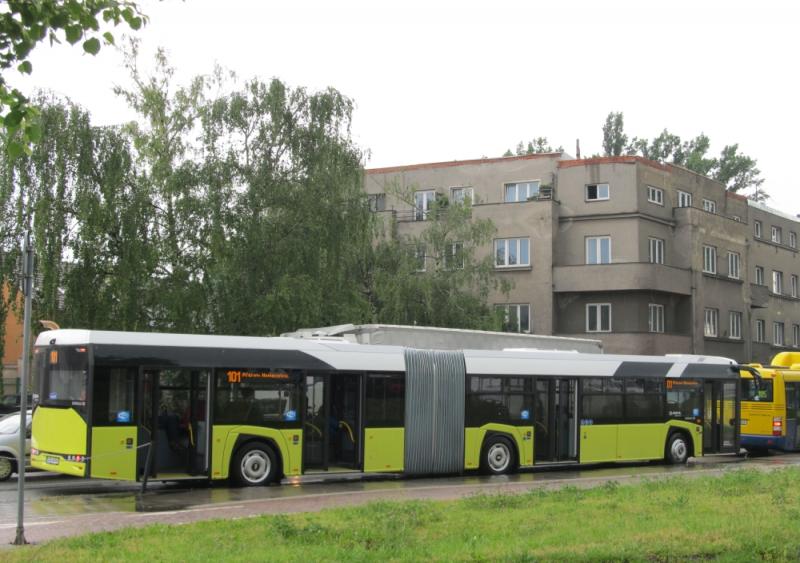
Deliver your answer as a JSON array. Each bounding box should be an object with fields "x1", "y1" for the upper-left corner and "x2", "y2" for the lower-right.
[
  {"x1": 25, "y1": 123, "x2": 42, "y2": 143},
  {"x1": 103, "y1": 31, "x2": 115, "y2": 45},
  {"x1": 7, "y1": 141, "x2": 25, "y2": 160},
  {"x1": 65, "y1": 25, "x2": 82, "y2": 44},
  {"x1": 83, "y1": 38, "x2": 101, "y2": 55},
  {"x1": 17, "y1": 61, "x2": 32, "y2": 74},
  {"x1": 129, "y1": 17, "x2": 143, "y2": 31},
  {"x1": 4, "y1": 109, "x2": 23, "y2": 128}
]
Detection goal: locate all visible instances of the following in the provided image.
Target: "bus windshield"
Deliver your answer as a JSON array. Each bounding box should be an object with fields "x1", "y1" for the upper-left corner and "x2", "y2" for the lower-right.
[
  {"x1": 39, "y1": 346, "x2": 89, "y2": 410},
  {"x1": 741, "y1": 379, "x2": 773, "y2": 402}
]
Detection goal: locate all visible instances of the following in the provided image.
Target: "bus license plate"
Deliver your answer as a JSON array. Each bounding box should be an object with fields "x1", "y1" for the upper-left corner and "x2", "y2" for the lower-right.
[{"x1": 46, "y1": 456, "x2": 60, "y2": 465}]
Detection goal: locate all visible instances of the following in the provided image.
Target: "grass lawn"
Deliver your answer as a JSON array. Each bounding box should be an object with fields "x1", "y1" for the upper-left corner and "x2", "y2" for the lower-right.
[{"x1": 8, "y1": 467, "x2": 800, "y2": 562}]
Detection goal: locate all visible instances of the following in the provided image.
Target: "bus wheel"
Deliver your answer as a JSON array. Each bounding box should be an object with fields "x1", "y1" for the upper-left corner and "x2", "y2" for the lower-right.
[
  {"x1": 0, "y1": 456, "x2": 13, "y2": 481},
  {"x1": 232, "y1": 443, "x2": 278, "y2": 486},
  {"x1": 481, "y1": 436, "x2": 516, "y2": 475},
  {"x1": 666, "y1": 433, "x2": 690, "y2": 464}
]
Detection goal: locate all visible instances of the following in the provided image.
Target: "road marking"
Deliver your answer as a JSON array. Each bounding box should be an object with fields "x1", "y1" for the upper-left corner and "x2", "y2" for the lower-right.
[
  {"x1": 0, "y1": 520, "x2": 64, "y2": 530},
  {"x1": 136, "y1": 505, "x2": 247, "y2": 517}
]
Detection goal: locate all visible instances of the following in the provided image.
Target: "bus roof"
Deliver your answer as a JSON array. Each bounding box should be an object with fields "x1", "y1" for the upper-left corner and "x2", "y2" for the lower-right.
[{"x1": 36, "y1": 329, "x2": 737, "y2": 379}]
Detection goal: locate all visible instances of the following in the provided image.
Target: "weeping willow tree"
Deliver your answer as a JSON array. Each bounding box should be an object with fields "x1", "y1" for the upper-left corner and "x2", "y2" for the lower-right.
[
  {"x1": 195, "y1": 75, "x2": 374, "y2": 334},
  {"x1": 0, "y1": 44, "x2": 503, "y2": 357}
]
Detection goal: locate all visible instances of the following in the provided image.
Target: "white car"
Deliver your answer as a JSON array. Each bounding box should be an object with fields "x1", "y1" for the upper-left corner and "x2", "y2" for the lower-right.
[{"x1": 0, "y1": 411, "x2": 32, "y2": 481}]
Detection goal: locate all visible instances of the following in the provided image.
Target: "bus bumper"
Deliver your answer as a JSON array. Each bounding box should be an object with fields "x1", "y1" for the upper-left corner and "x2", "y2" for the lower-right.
[
  {"x1": 31, "y1": 451, "x2": 87, "y2": 477},
  {"x1": 740, "y1": 434, "x2": 786, "y2": 450}
]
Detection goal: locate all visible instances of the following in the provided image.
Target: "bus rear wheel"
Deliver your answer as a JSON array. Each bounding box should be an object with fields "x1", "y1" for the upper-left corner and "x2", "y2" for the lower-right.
[
  {"x1": 231, "y1": 443, "x2": 278, "y2": 486},
  {"x1": 481, "y1": 436, "x2": 516, "y2": 475},
  {"x1": 665, "y1": 433, "x2": 690, "y2": 464}
]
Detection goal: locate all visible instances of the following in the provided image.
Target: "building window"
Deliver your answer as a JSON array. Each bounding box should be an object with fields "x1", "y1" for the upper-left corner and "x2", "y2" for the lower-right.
[
  {"x1": 414, "y1": 190, "x2": 436, "y2": 221},
  {"x1": 771, "y1": 226, "x2": 782, "y2": 244},
  {"x1": 494, "y1": 238, "x2": 530, "y2": 267},
  {"x1": 702, "y1": 245, "x2": 717, "y2": 274},
  {"x1": 496, "y1": 304, "x2": 531, "y2": 333},
  {"x1": 586, "y1": 303, "x2": 612, "y2": 332},
  {"x1": 792, "y1": 275, "x2": 799, "y2": 298},
  {"x1": 754, "y1": 220, "x2": 762, "y2": 238},
  {"x1": 445, "y1": 242, "x2": 464, "y2": 270},
  {"x1": 774, "y1": 322, "x2": 785, "y2": 347},
  {"x1": 755, "y1": 319, "x2": 766, "y2": 343},
  {"x1": 729, "y1": 311, "x2": 742, "y2": 340},
  {"x1": 773, "y1": 270, "x2": 783, "y2": 295},
  {"x1": 704, "y1": 308, "x2": 719, "y2": 337},
  {"x1": 586, "y1": 236, "x2": 612, "y2": 264},
  {"x1": 794, "y1": 324, "x2": 800, "y2": 348},
  {"x1": 648, "y1": 304, "x2": 664, "y2": 333},
  {"x1": 367, "y1": 193, "x2": 386, "y2": 212},
  {"x1": 586, "y1": 183, "x2": 610, "y2": 201},
  {"x1": 450, "y1": 187, "x2": 473, "y2": 205},
  {"x1": 677, "y1": 190, "x2": 692, "y2": 208},
  {"x1": 755, "y1": 266, "x2": 764, "y2": 286},
  {"x1": 504, "y1": 181, "x2": 540, "y2": 202},
  {"x1": 727, "y1": 252, "x2": 740, "y2": 279},
  {"x1": 648, "y1": 237, "x2": 665, "y2": 264},
  {"x1": 647, "y1": 186, "x2": 664, "y2": 205},
  {"x1": 702, "y1": 199, "x2": 716, "y2": 213},
  {"x1": 790, "y1": 231, "x2": 797, "y2": 249},
  {"x1": 413, "y1": 244, "x2": 426, "y2": 272}
]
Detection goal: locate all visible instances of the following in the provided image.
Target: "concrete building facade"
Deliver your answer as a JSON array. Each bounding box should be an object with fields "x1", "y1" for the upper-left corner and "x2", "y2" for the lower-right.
[{"x1": 364, "y1": 153, "x2": 800, "y2": 363}]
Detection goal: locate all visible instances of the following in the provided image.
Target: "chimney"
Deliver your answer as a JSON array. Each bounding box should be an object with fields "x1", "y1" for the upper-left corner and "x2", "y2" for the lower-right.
[{"x1": 576, "y1": 139, "x2": 581, "y2": 159}]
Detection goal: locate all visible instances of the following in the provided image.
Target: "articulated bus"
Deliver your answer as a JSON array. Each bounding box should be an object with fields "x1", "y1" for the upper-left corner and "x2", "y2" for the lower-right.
[
  {"x1": 31, "y1": 330, "x2": 741, "y2": 485},
  {"x1": 740, "y1": 352, "x2": 800, "y2": 452}
]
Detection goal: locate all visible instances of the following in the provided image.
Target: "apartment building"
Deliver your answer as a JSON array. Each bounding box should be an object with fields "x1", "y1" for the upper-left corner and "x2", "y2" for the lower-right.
[{"x1": 364, "y1": 153, "x2": 800, "y2": 363}]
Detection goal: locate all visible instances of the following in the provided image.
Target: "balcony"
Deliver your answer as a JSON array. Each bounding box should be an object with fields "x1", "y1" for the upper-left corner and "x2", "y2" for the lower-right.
[{"x1": 553, "y1": 262, "x2": 692, "y2": 295}]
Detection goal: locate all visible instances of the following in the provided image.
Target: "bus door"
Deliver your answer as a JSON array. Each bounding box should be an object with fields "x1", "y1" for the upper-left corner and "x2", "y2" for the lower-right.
[
  {"x1": 303, "y1": 373, "x2": 362, "y2": 471},
  {"x1": 703, "y1": 380, "x2": 738, "y2": 454},
  {"x1": 785, "y1": 382, "x2": 800, "y2": 450},
  {"x1": 140, "y1": 368, "x2": 211, "y2": 478},
  {"x1": 534, "y1": 378, "x2": 577, "y2": 462}
]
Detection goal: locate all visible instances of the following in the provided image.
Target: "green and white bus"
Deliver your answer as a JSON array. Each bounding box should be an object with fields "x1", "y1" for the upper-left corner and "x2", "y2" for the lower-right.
[{"x1": 31, "y1": 329, "x2": 741, "y2": 485}]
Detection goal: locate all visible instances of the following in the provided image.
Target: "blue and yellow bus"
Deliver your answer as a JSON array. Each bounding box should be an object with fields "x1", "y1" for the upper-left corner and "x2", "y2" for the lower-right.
[
  {"x1": 31, "y1": 330, "x2": 741, "y2": 485},
  {"x1": 740, "y1": 352, "x2": 800, "y2": 452}
]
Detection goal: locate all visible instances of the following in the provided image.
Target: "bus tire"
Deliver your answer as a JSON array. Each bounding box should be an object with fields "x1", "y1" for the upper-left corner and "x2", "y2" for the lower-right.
[
  {"x1": 231, "y1": 442, "x2": 278, "y2": 486},
  {"x1": 665, "y1": 432, "x2": 690, "y2": 464},
  {"x1": 0, "y1": 456, "x2": 14, "y2": 482},
  {"x1": 481, "y1": 435, "x2": 516, "y2": 475}
]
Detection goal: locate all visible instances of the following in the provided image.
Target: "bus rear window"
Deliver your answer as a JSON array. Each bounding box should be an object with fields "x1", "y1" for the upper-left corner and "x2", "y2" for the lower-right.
[
  {"x1": 39, "y1": 347, "x2": 88, "y2": 410},
  {"x1": 741, "y1": 379, "x2": 773, "y2": 402}
]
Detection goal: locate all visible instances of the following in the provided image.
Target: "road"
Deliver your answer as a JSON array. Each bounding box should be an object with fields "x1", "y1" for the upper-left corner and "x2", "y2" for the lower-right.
[{"x1": 2, "y1": 452, "x2": 799, "y2": 545}]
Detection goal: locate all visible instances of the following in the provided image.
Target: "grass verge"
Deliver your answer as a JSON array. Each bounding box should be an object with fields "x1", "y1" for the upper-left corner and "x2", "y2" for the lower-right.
[{"x1": 8, "y1": 467, "x2": 800, "y2": 561}]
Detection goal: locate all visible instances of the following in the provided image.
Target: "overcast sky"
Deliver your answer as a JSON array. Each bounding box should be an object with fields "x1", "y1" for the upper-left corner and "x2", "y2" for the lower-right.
[{"x1": 14, "y1": 0, "x2": 800, "y2": 213}]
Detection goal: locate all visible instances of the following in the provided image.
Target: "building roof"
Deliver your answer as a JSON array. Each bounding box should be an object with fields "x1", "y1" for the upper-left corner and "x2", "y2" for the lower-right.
[
  {"x1": 558, "y1": 155, "x2": 669, "y2": 172},
  {"x1": 365, "y1": 152, "x2": 566, "y2": 175},
  {"x1": 748, "y1": 199, "x2": 800, "y2": 224}
]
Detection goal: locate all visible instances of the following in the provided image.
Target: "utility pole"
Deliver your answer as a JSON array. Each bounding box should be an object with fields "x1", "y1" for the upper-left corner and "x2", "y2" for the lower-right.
[{"x1": 14, "y1": 230, "x2": 34, "y2": 546}]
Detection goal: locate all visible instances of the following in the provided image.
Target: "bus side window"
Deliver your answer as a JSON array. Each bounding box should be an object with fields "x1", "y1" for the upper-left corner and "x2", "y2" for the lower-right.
[
  {"x1": 581, "y1": 378, "x2": 623, "y2": 423},
  {"x1": 364, "y1": 373, "x2": 405, "y2": 427}
]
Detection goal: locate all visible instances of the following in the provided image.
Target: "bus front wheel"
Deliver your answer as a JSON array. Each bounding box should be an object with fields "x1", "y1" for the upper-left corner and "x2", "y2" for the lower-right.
[
  {"x1": 481, "y1": 436, "x2": 516, "y2": 475},
  {"x1": 231, "y1": 442, "x2": 278, "y2": 486},
  {"x1": 665, "y1": 433, "x2": 690, "y2": 464}
]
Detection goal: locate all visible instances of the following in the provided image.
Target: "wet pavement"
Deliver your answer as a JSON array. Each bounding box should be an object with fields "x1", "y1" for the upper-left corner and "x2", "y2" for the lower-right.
[{"x1": 2, "y1": 451, "x2": 799, "y2": 545}]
